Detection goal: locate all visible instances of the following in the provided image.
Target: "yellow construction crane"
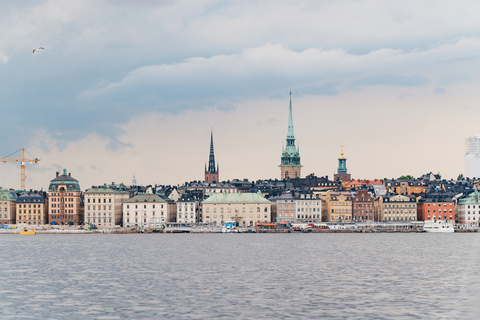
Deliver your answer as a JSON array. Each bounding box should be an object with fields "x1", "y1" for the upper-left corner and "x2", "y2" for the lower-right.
[{"x1": 0, "y1": 148, "x2": 40, "y2": 191}]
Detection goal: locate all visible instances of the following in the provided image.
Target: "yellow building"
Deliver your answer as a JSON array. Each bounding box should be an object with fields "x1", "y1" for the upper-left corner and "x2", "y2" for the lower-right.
[
  {"x1": 320, "y1": 191, "x2": 353, "y2": 222},
  {"x1": 16, "y1": 190, "x2": 48, "y2": 225}
]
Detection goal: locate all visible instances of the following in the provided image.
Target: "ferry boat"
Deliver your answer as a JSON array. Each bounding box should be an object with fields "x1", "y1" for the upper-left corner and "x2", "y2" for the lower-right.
[{"x1": 423, "y1": 220, "x2": 454, "y2": 233}]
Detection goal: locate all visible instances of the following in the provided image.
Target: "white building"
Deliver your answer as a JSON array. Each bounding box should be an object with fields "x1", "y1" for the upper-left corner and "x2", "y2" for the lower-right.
[
  {"x1": 465, "y1": 132, "x2": 480, "y2": 178},
  {"x1": 456, "y1": 190, "x2": 480, "y2": 226},
  {"x1": 84, "y1": 183, "x2": 129, "y2": 228},
  {"x1": 176, "y1": 193, "x2": 201, "y2": 224},
  {"x1": 123, "y1": 194, "x2": 176, "y2": 228}
]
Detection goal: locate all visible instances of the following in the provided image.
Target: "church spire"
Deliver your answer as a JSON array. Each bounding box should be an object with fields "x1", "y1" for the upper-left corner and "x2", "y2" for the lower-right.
[
  {"x1": 279, "y1": 90, "x2": 302, "y2": 180},
  {"x1": 205, "y1": 128, "x2": 219, "y2": 183},
  {"x1": 287, "y1": 89, "x2": 294, "y2": 139}
]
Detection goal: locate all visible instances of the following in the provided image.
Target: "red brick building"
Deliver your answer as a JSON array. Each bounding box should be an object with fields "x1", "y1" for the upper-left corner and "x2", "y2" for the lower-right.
[
  {"x1": 417, "y1": 197, "x2": 455, "y2": 222},
  {"x1": 352, "y1": 189, "x2": 375, "y2": 222}
]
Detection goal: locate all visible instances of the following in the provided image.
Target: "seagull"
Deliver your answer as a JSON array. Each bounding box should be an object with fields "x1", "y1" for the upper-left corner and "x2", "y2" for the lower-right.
[{"x1": 33, "y1": 47, "x2": 45, "y2": 53}]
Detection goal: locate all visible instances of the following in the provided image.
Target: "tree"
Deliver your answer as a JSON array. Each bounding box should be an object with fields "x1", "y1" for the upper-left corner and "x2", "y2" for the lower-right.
[
  {"x1": 457, "y1": 173, "x2": 464, "y2": 180},
  {"x1": 398, "y1": 175, "x2": 414, "y2": 180}
]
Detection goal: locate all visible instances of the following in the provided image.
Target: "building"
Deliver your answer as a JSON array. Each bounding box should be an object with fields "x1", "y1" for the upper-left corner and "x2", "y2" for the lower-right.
[
  {"x1": 465, "y1": 132, "x2": 480, "y2": 178},
  {"x1": 294, "y1": 192, "x2": 322, "y2": 223},
  {"x1": 343, "y1": 179, "x2": 383, "y2": 191},
  {"x1": 417, "y1": 196, "x2": 455, "y2": 222},
  {"x1": 279, "y1": 92, "x2": 302, "y2": 180},
  {"x1": 123, "y1": 194, "x2": 176, "y2": 228},
  {"x1": 16, "y1": 190, "x2": 48, "y2": 225},
  {"x1": 456, "y1": 190, "x2": 480, "y2": 226},
  {"x1": 0, "y1": 187, "x2": 17, "y2": 224},
  {"x1": 352, "y1": 189, "x2": 375, "y2": 222},
  {"x1": 384, "y1": 179, "x2": 425, "y2": 195},
  {"x1": 48, "y1": 169, "x2": 83, "y2": 225},
  {"x1": 333, "y1": 147, "x2": 351, "y2": 182},
  {"x1": 269, "y1": 191, "x2": 296, "y2": 223},
  {"x1": 84, "y1": 183, "x2": 130, "y2": 227},
  {"x1": 202, "y1": 192, "x2": 271, "y2": 226},
  {"x1": 205, "y1": 129, "x2": 219, "y2": 183},
  {"x1": 176, "y1": 193, "x2": 201, "y2": 224},
  {"x1": 320, "y1": 191, "x2": 352, "y2": 222},
  {"x1": 380, "y1": 194, "x2": 417, "y2": 222}
]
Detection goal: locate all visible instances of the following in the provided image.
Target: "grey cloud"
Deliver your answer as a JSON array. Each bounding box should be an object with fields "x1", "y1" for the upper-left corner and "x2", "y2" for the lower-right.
[{"x1": 354, "y1": 74, "x2": 428, "y2": 87}]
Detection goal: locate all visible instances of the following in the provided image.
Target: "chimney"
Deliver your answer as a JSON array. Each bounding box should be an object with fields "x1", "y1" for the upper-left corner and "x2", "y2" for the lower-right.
[
  {"x1": 56, "y1": 172, "x2": 59, "y2": 177},
  {"x1": 69, "y1": 173, "x2": 71, "y2": 177}
]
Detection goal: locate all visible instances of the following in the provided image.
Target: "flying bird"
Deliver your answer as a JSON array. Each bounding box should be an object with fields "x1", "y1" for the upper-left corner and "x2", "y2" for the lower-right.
[{"x1": 33, "y1": 47, "x2": 45, "y2": 53}]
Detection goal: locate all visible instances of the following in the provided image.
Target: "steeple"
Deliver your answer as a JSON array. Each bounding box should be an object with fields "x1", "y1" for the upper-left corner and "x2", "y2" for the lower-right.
[
  {"x1": 279, "y1": 90, "x2": 302, "y2": 180},
  {"x1": 205, "y1": 128, "x2": 219, "y2": 183},
  {"x1": 334, "y1": 145, "x2": 351, "y2": 181},
  {"x1": 287, "y1": 90, "x2": 294, "y2": 140},
  {"x1": 208, "y1": 128, "x2": 216, "y2": 174}
]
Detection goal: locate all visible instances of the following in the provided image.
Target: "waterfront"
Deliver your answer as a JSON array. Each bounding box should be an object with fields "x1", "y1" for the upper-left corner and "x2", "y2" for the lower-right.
[{"x1": 1, "y1": 233, "x2": 480, "y2": 319}]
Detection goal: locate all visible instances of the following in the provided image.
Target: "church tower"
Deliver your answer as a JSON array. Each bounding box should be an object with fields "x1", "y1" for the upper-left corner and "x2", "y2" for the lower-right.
[
  {"x1": 334, "y1": 145, "x2": 351, "y2": 181},
  {"x1": 280, "y1": 91, "x2": 302, "y2": 180},
  {"x1": 205, "y1": 129, "x2": 219, "y2": 183}
]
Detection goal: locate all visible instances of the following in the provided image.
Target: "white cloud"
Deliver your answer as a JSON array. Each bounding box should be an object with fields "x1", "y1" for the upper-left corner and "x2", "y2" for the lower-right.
[{"x1": 0, "y1": 51, "x2": 9, "y2": 63}]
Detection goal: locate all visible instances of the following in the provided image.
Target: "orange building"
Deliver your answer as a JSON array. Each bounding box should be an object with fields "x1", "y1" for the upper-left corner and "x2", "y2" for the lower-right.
[
  {"x1": 48, "y1": 169, "x2": 84, "y2": 225},
  {"x1": 384, "y1": 180, "x2": 425, "y2": 195},
  {"x1": 417, "y1": 197, "x2": 455, "y2": 222}
]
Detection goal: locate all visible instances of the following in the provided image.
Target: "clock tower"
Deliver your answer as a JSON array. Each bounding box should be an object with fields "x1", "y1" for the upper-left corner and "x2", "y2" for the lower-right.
[{"x1": 279, "y1": 91, "x2": 302, "y2": 180}]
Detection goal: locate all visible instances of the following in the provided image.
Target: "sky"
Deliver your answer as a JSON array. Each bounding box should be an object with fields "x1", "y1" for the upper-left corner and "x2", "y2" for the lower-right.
[{"x1": 1, "y1": 0, "x2": 480, "y2": 190}]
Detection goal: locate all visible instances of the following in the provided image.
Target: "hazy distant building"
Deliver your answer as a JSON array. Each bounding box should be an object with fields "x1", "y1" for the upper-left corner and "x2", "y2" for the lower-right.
[
  {"x1": 280, "y1": 92, "x2": 302, "y2": 180},
  {"x1": 465, "y1": 132, "x2": 480, "y2": 178},
  {"x1": 205, "y1": 129, "x2": 219, "y2": 183}
]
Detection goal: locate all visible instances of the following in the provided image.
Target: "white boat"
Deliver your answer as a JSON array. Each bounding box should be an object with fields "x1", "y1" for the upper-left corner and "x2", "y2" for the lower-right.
[{"x1": 423, "y1": 220, "x2": 455, "y2": 233}]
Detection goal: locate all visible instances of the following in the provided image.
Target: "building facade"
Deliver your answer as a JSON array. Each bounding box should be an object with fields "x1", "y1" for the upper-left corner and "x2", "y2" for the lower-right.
[
  {"x1": 417, "y1": 197, "x2": 455, "y2": 222},
  {"x1": 456, "y1": 190, "x2": 480, "y2": 226},
  {"x1": 352, "y1": 189, "x2": 375, "y2": 222},
  {"x1": 381, "y1": 194, "x2": 417, "y2": 222},
  {"x1": 123, "y1": 194, "x2": 176, "y2": 228},
  {"x1": 280, "y1": 92, "x2": 301, "y2": 180},
  {"x1": 48, "y1": 169, "x2": 83, "y2": 225},
  {"x1": 0, "y1": 188, "x2": 17, "y2": 224},
  {"x1": 176, "y1": 193, "x2": 201, "y2": 224},
  {"x1": 16, "y1": 190, "x2": 48, "y2": 225},
  {"x1": 321, "y1": 191, "x2": 352, "y2": 222},
  {"x1": 84, "y1": 183, "x2": 130, "y2": 227},
  {"x1": 205, "y1": 129, "x2": 219, "y2": 183},
  {"x1": 202, "y1": 192, "x2": 271, "y2": 226}
]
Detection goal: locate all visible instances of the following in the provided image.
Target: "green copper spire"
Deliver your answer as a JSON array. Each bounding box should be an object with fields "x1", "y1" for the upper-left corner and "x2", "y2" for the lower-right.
[
  {"x1": 287, "y1": 90, "x2": 294, "y2": 139},
  {"x1": 280, "y1": 91, "x2": 301, "y2": 167}
]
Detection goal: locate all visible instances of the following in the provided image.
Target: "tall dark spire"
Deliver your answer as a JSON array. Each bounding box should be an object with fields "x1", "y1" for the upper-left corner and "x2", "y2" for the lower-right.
[{"x1": 208, "y1": 128, "x2": 216, "y2": 174}]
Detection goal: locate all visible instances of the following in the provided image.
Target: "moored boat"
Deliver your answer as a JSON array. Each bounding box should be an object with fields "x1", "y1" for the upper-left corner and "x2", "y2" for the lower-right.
[
  {"x1": 19, "y1": 228, "x2": 36, "y2": 235},
  {"x1": 423, "y1": 220, "x2": 454, "y2": 233}
]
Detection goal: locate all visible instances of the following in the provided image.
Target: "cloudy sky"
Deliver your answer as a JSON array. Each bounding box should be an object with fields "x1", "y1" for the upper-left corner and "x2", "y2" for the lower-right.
[{"x1": 1, "y1": 0, "x2": 479, "y2": 190}]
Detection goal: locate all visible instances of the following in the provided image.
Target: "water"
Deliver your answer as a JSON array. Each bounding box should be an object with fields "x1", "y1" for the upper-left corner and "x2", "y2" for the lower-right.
[{"x1": 1, "y1": 233, "x2": 479, "y2": 319}]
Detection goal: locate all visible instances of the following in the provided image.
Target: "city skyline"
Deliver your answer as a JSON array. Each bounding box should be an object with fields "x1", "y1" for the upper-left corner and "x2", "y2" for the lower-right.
[{"x1": 1, "y1": 1, "x2": 479, "y2": 190}]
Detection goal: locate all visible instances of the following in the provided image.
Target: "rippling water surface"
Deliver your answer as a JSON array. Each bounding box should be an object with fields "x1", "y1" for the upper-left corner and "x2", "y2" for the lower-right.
[{"x1": 1, "y1": 233, "x2": 479, "y2": 319}]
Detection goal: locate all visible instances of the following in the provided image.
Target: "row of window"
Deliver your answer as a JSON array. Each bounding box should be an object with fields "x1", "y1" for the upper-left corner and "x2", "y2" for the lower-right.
[
  {"x1": 205, "y1": 207, "x2": 268, "y2": 213},
  {"x1": 126, "y1": 204, "x2": 163, "y2": 209},
  {"x1": 87, "y1": 198, "x2": 112, "y2": 203}
]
